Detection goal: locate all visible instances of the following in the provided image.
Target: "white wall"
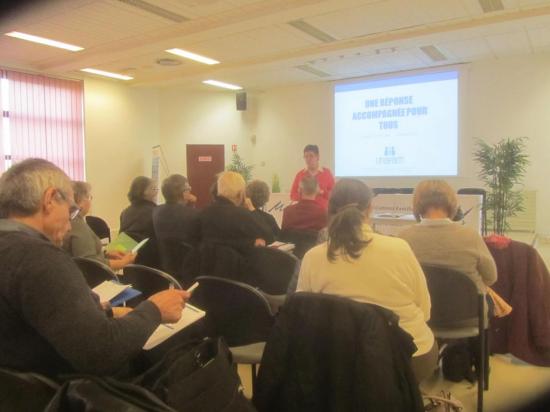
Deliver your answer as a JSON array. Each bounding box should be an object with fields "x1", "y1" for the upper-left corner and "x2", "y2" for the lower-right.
[
  {"x1": 154, "y1": 54, "x2": 550, "y2": 234},
  {"x1": 84, "y1": 78, "x2": 159, "y2": 229}
]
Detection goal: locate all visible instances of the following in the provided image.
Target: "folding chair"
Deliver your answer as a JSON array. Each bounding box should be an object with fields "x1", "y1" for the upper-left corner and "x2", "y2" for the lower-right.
[
  {"x1": 73, "y1": 257, "x2": 118, "y2": 288},
  {"x1": 422, "y1": 264, "x2": 489, "y2": 412},
  {"x1": 190, "y1": 276, "x2": 275, "y2": 394}
]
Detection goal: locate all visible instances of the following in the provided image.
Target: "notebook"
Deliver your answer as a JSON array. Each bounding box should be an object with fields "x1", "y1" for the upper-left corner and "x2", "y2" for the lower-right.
[{"x1": 143, "y1": 304, "x2": 206, "y2": 350}]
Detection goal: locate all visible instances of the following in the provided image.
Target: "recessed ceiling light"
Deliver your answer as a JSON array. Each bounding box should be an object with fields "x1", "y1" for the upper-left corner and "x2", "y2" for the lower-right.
[
  {"x1": 5, "y1": 31, "x2": 84, "y2": 51},
  {"x1": 165, "y1": 48, "x2": 219, "y2": 65},
  {"x1": 202, "y1": 80, "x2": 242, "y2": 90},
  {"x1": 81, "y1": 68, "x2": 133, "y2": 80}
]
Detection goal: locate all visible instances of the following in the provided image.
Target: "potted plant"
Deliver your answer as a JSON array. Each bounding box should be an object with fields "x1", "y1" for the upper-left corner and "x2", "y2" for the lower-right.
[
  {"x1": 473, "y1": 137, "x2": 529, "y2": 235},
  {"x1": 226, "y1": 152, "x2": 254, "y2": 182}
]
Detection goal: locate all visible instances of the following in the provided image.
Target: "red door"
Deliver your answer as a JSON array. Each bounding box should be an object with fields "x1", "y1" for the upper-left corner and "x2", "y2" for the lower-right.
[{"x1": 186, "y1": 144, "x2": 225, "y2": 209}]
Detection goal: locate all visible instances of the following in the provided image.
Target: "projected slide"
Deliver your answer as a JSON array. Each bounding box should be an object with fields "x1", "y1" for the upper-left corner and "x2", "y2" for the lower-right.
[{"x1": 334, "y1": 71, "x2": 458, "y2": 177}]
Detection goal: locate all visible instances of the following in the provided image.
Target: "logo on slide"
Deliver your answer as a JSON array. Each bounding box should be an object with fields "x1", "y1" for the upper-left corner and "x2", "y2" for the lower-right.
[{"x1": 377, "y1": 146, "x2": 404, "y2": 165}]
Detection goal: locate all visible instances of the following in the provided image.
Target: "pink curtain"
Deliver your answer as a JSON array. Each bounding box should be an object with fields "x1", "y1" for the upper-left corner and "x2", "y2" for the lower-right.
[
  {"x1": 4, "y1": 69, "x2": 84, "y2": 180},
  {"x1": 0, "y1": 70, "x2": 6, "y2": 173}
]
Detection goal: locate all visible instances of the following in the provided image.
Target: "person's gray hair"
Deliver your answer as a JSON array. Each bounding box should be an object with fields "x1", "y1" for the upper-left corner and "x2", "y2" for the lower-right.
[
  {"x1": 299, "y1": 176, "x2": 319, "y2": 197},
  {"x1": 0, "y1": 158, "x2": 72, "y2": 218},
  {"x1": 246, "y1": 180, "x2": 270, "y2": 209},
  {"x1": 72, "y1": 181, "x2": 91, "y2": 204},
  {"x1": 162, "y1": 174, "x2": 190, "y2": 204},
  {"x1": 413, "y1": 179, "x2": 458, "y2": 220},
  {"x1": 217, "y1": 171, "x2": 245, "y2": 204}
]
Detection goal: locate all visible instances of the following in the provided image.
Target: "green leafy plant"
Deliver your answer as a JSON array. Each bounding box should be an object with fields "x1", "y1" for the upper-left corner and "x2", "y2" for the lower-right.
[
  {"x1": 272, "y1": 173, "x2": 281, "y2": 193},
  {"x1": 226, "y1": 152, "x2": 254, "y2": 182},
  {"x1": 473, "y1": 137, "x2": 529, "y2": 234}
]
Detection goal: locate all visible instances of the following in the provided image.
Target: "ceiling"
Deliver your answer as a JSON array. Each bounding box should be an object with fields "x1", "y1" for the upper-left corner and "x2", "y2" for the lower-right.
[{"x1": 1, "y1": 0, "x2": 550, "y2": 90}]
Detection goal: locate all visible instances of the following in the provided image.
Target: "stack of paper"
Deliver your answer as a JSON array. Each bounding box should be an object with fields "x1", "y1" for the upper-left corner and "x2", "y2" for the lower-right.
[
  {"x1": 143, "y1": 304, "x2": 206, "y2": 350},
  {"x1": 268, "y1": 241, "x2": 295, "y2": 252}
]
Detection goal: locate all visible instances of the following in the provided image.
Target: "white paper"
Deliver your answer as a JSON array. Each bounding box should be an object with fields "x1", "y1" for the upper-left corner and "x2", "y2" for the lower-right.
[
  {"x1": 143, "y1": 303, "x2": 206, "y2": 350},
  {"x1": 268, "y1": 241, "x2": 295, "y2": 252},
  {"x1": 132, "y1": 238, "x2": 149, "y2": 254},
  {"x1": 92, "y1": 281, "x2": 130, "y2": 302}
]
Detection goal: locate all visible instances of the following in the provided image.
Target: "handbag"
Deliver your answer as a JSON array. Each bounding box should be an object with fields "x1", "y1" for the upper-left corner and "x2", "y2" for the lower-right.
[
  {"x1": 423, "y1": 391, "x2": 464, "y2": 412},
  {"x1": 134, "y1": 337, "x2": 256, "y2": 412},
  {"x1": 44, "y1": 376, "x2": 175, "y2": 412}
]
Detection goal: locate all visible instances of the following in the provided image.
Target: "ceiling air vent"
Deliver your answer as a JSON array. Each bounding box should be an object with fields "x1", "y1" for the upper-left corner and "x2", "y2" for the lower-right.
[
  {"x1": 419, "y1": 45, "x2": 447, "y2": 62},
  {"x1": 117, "y1": 0, "x2": 189, "y2": 23},
  {"x1": 295, "y1": 65, "x2": 331, "y2": 78},
  {"x1": 288, "y1": 20, "x2": 336, "y2": 43},
  {"x1": 478, "y1": 0, "x2": 504, "y2": 13},
  {"x1": 156, "y1": 58, "x2": 182, "y2": 66}
]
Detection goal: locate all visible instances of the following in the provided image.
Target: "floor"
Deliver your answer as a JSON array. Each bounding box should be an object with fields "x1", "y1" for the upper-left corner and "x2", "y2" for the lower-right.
[
  {"x1": 239, "y1": 354, "x2": 550, "y2": 411},
  {"x1": 237, "y1": 231, "x2": 550, "y2": 410}
]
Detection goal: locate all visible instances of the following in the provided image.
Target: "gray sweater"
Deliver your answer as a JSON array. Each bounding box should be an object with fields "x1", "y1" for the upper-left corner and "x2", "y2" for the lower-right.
[
  {"x1": 0, "y1": 219, "x2": 161, "y2": 376},
  {"x1": 399, "y1": 219, "x2": 497, "y2": 292},
  {"x1": 63, "y1": 214, "x2": 107, "y2": 264}
]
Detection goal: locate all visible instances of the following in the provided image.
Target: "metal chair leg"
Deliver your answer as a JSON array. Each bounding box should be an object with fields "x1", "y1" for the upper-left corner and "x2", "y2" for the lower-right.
[
  {"x1": 251, "y1": 363, "x2": 257, "y2": 395},
  {"x1": 484, "y1": 329, "x2": 490, "y2": 391}
]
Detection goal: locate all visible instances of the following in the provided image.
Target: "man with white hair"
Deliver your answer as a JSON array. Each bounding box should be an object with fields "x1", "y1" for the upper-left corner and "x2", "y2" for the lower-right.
[
  {"x1": 0, "y1": 158, "x2": 190, "y2": 376},
  {"x1": 196, "y1": 171, "x2": 273, "y2": 248}
]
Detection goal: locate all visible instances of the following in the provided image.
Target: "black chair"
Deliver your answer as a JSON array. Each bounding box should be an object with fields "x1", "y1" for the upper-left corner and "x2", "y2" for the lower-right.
[
  {"x1": 422, "y1": 264, "x2": 489, "y2": 412},
  {"x1": 73, "y1": 257, "x2": 118, "y2": 288},
  {"x1": 157, "y1": 239, "x2": 194, "y2": 278},
  {"x1": 372, "y1": 187, "x2": 414, "y2": 195},
  {"x1": 457, "y1": 188, "x2": 487, "y2": 235},
  {"x1": 279, "y1": 229, "x2": 319, "y2": 259},
  {"x1": 122, "y1": 264, "x2": 182, "y2": 303},
  {"x1": 85, "y1": 215, "x2": 111, "y2": 243},
  {"x1": 190, "y1": 276, "x2": 275, "y2": 394},
  {"x1": 0, "y1": 367, "x2": 59, "y2": 411},
  {"x1": 248, "y1": 247, "x2": 299, "y2": 295}
]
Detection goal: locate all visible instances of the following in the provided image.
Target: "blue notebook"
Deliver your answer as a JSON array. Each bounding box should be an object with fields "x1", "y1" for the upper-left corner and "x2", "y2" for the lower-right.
[{"x1": 110, "y1": 287, "x2": 142, "y2": 307}]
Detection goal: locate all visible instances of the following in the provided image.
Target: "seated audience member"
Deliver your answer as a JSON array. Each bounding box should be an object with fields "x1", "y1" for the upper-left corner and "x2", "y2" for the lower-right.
[
  {"x1": 120, "y1": 176, "x2": 157, "y2": 242},
  {"x1": 282, "y1": 176, "x2": 327, "y2": 231},
  {"x1": 399, "y1": 180, "x2": 497, "y2": 293},
  {"x1": 120, "y1": 176, "x2": 160, "y2": 267},
  {"x1": 153, "y1": 174, "x2": 198, "y2": 244},
  {"x1": 196, "y1": 171, "x2": 273, "y2": 248},
  {"x1": 0, "y1": 158, "x2": 189, "y2": 376},
  {"x1": 297, "y1": 178, "x2": 437, "y2": 382},
  {"x1": 246, "y1": 179, "x2": 280, "y2": 240},
  {"x1": 64, "y1": 181, "x2": 135, "y2": 270}
]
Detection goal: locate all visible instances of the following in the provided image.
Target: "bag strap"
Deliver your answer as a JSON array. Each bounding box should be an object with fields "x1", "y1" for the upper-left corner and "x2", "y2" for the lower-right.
[{"x1": 423, "y1": 394, "x2": 464, "y2": 410}]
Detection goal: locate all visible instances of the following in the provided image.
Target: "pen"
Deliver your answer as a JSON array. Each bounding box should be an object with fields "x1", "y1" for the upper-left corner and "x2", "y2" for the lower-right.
[{"x1": 187, "y1": 281, "x2": 199, "y2": 295}]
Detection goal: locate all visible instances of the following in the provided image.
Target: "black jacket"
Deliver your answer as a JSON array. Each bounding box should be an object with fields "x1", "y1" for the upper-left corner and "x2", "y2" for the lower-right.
[
  {"x1": 254, "y1": 293, "x2": 424, "y2": 412},
  {"x1": 120, "y1": 199, "x2": 156, "y2": 242}
]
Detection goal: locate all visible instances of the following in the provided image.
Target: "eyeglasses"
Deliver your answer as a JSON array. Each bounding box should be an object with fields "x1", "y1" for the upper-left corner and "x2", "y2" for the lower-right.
[{"x1": 56, "y1": 189, "x2": 81, "y2": 220}]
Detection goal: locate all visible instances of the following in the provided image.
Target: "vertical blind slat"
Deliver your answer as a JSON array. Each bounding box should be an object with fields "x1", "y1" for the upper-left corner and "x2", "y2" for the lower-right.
[{"x1": 1, "y1": 69, "x2": 84, "y2": 179}]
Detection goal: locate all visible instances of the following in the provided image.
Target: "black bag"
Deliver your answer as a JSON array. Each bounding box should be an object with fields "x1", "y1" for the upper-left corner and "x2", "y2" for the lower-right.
[
  {"x1": 44, "y1": 376, "x2": 175, "y2": 412},
  {"x1": 134, "y1": 337, "x2": 256, "y2": 412},
  {"x1": 441, "y1": 341, "x2": 476, "y2": 383},
  {"x1": 0, "y1": 367, "x2": 59, "y2": 411}
]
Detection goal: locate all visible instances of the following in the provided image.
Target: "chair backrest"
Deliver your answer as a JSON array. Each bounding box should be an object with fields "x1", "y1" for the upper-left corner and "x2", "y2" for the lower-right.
[
  {"x1": 122, "y1": 264, "x2": 182, "y2": 299},
  {"x1": 279, "y1": 229, "x2": 319, "y2": 259},
  {"x1": 157, "y1": 239, "x2": 194, "y2": 276},
  {"x1": 248, "y1": 247, "x2": 299, "y2": 295},
  {"x1": 85, "y1": 215, "x2": 111, "y2": 242},
  {"x1": 73, "y1": 257, "x2": 118, "y2": 288},
  {"x1": 191, "y1": 276, "x2": 274, "y2": 346},
  {"x1": 421, "y1": 264, "x2": 481, "y2": 327}
]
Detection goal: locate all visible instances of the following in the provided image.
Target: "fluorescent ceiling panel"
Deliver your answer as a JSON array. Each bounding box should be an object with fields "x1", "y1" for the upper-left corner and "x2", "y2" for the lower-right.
[
  {"x1": 81, "y1": 68, "x2": 133, "y2": 80},
  {"x1": 5, "y1": 31, "x2": 83, "y2": 51}
]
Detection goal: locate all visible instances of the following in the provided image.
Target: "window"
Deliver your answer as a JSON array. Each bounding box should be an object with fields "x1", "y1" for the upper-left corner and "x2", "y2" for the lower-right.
[{"x1": 0, "y1": 69, "x2": 85, "y2": 179}]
